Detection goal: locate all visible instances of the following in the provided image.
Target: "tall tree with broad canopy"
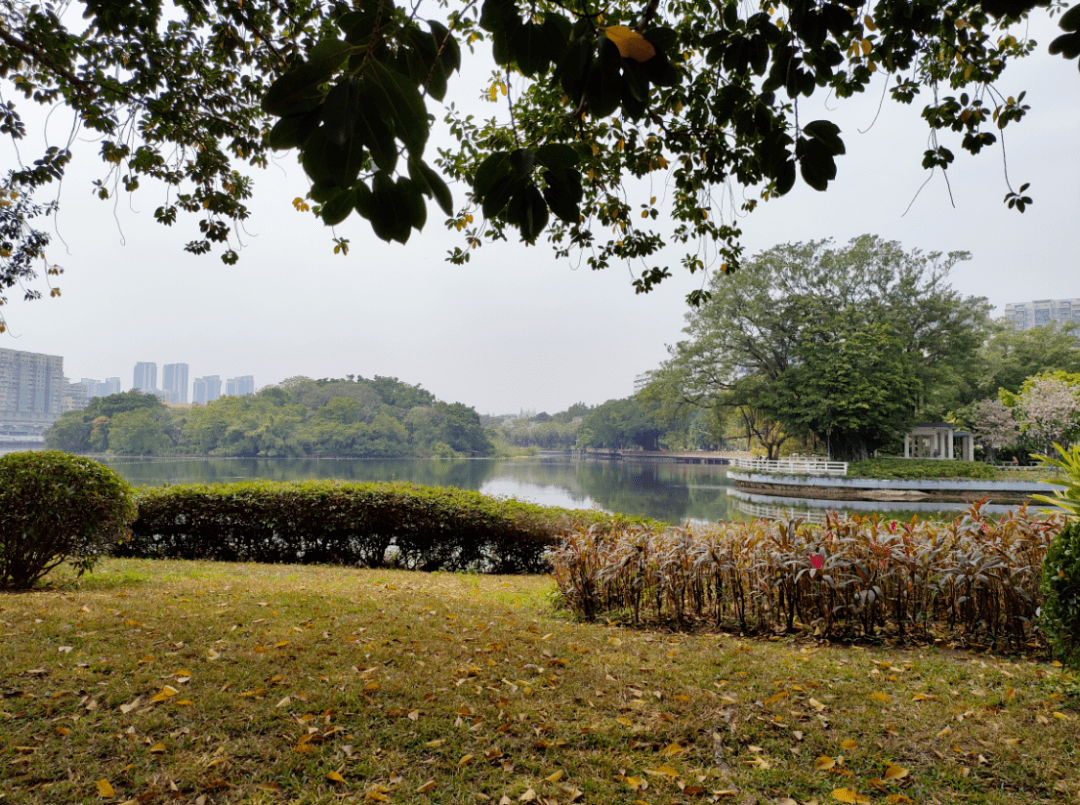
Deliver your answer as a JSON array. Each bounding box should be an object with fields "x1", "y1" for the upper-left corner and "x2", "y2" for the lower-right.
[
  {"x1": 0, "y1": 0, "x2": 1077, "y2": 324},
  {"x1": 653, "y1": 235, "x2": 992, "y2": 460}
]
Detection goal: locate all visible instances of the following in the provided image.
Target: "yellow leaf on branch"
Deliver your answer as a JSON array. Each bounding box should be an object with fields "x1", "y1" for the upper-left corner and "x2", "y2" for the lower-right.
[{"x1": 604, "y1": 26, "x2": 657, "y2": 62}]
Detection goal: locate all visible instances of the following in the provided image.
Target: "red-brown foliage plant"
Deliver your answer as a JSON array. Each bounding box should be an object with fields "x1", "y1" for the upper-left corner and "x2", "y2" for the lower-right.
[{"x1": 550, "y1": 501, "x2": 1065, "y2": 650}]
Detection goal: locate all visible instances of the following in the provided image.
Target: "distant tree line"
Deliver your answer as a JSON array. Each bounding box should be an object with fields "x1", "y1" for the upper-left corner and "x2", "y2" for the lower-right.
[{"x1": 46, "y1": 377, "x2": 492, "y2": 458}]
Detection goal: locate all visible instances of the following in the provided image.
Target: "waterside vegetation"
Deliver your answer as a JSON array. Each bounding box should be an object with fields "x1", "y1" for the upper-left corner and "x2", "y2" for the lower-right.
[{"x1": 45, "y1": 377, "x2": 493, "y2": 459}]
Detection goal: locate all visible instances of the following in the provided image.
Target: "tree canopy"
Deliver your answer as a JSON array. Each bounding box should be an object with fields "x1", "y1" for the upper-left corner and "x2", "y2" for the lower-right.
[
  {"x1": 650, "y1": 235, "x2": 992, "y2": 460},
  {"x1": 45, "y1": 376, "x2": 493, "y2": 457},
  {"x1": 1, "y1": 0, "x2": 1077, "y2": 323}
]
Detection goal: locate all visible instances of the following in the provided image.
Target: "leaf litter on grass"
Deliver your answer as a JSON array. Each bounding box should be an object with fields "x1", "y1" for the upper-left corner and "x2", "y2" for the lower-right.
[{"x1": 0, "y1": 557, "x2": 1076, "y2": 804}]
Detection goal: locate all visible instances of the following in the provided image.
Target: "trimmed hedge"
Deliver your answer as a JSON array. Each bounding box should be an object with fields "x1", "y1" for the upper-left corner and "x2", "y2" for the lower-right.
[
  {"x1": 848, "y1": 458, "x2": 999, "y2": 481},
  {"x1": 119, "y1": 480, "x2": 655, "y2": 573}
]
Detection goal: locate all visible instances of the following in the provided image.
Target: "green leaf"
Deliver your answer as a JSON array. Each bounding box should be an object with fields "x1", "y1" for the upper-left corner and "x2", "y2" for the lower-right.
[
  {"x1": 623, "y1": 59, "x2": 651, "y2": 103},
  {"x1": 1062, "y1": 4, "x2": 1080, "y2": 31},
  {"x1": 798, "y1": 136, "x2": 837, "y2": 191},
  {"x1": 509, "y1": 148, "x2": 535, "y2": 181},
  {"x1": 409, "y1": 157, "x2": 454, "y2": 217},
  {"x1": 542, "y1": 168, "x2": 582, "y2": 223},
  {"x1": 354, "y1": 180, "x2": 373, "y2": 220},
  {"x1": 320, "y1": 188, "x2": 356, "y2": 226},
  {"x1": 774, "y1": 158, "x2": 796, "y2": 195},
  {"x1": 802, "y1": 120, "x2": 845, "y2": 156},
  {"x1": 556, "y1": 36, "x2": 593, "y2": 103},
  {"x1": 370, "y1": 172, "x2": 413, "y2": 244},
  {"x1": 474, "y1": 151, "x2": 512, "y2": 198},
  {"x1": 322, "y1": 77, "x2": 361, "y2": 147},
  {"x1": 302, "y1": 128, "x2": 335, "y2": 185},
  {"x1": 482, "y1": 175, "x2": 517, "y2": 219},
  {"x1": 355, "y1": 91, "x2": 398, "y2": 173},
  {"x1": 267, "y1": 109, "x2": 321, "y2": 150},
  {"x1": 480, "y1": 0, "x2": 521, "y2": 34},
  {"x1": 1049, "y1": 31, "x2": 1080, "y2": 59},
  {"x1": 535, "y1": 143, "x2": 580, "y2": 171},
  {"x1": 400, "y1": 178, "x2": 428, "y2": 231},
  {"x1": 510, "y1": 22, "x2": 549, "y2": 77},
  {"x1": 263, "y1": 38, "x2": 354, "y2": 116},
  {"x1": 542, "y1": 16, "x2": 571, "y2": 55},
  {"x1": 362, "y1": 60, "x2": 429, "y2": 156},
  {"x1": 587, "y1": 37, "x2": 623, "y2": 118},
  {"x1": 505, "y1": 185, "x2": 549, "y2": 243}
]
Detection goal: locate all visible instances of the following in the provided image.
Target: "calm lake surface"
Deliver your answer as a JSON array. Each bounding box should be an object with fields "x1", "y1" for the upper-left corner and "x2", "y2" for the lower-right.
[{"x1": 86, "y1": 455, "x2": 1007, "y2": 524}]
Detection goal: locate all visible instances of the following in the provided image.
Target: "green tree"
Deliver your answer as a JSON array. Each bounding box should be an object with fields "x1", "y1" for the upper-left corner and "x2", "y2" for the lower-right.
[
  {"x1": 2, "y1": 0, "x2": 1076, "y2": 321},
  {"x1": 434, "y1": 401, "x2": 494, "y2": 455},
  {"x1": 655, "y1": 236, "x2": 991, "y2": 460},
  {"x1": 44, "y1": 411, "x2": 93, "y2": 452},
  {"x1": 108, "y1": 408, "x2": 170, "y2": 455},
  {"x1": 578, "y1": 397, "x2": 660, "y2": 450},
  {"x1": 771, "y1": 314, "x2": 921, "y2": 459},
  {"x1": 977, "y1": 322, "x2": 1080, "y2": 398}
]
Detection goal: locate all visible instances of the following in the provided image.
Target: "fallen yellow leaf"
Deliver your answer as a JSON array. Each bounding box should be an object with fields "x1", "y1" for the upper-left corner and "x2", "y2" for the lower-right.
[
  {"x1": 96, "y1": 779, "x2": 115, "y2": 798},
  {"x1": 149, "y1": 743, "x2": 166, "y2": 754},
  {"x1": 883, "y1": 765, "x2": 909, "y2": 781},
  {"x1": 327, "y1": 772, "x2": 346, "y2": 783},
  {"x1": 150, "y1": 685, "x2": 178, "y2": 703},
  {"x1": 841, "y1": 739, "x2": 858, "y2": 751},
  {"x1": 815, "y1": 755, "x2": 837, "y2": 771},
  {"x1": 544, "y1": 771, "x2": 563, "y2": 783},
  {"x1": 869, "y1": 692, "x2": 892, "y2": 704},
  {"x1": 886, "y1": 796, "x2": 913, "y2": 804},
  {"x1": 416, "y1": 780, "x2": 437, "y2": 793},
  {"x1": 659, "y1": 742, "x2": 685, "y2": 756},
  {"x1": 832, "y1": 788, "x2": 870, "y2": 803}
]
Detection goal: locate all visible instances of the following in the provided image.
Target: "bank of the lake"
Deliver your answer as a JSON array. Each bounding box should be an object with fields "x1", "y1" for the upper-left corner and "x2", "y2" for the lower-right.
[
  {"x1": 84, "y1": 455, "x2": 1046, "y2": 525},
  {"x1": 728, "y1": 469, "x2": 1066, "y2": 505}
]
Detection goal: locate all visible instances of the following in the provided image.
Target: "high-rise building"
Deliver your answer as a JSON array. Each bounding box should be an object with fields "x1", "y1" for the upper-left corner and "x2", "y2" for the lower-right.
[
  {"x1": 193, "y1": 375, "x2": 221, "y2": 404},
  {"x1": 81, "y1": 377, "x2": 104, "y2": 398},
  {"x1": 0, "y1": 347, "x2": 65, "y2": 438},
  {"x1": 226, "y1": 375, "x2": 255, "y2": 397},
  {"x1": 133, "y1": 362, "x2": 157, "y2": 394},
  {"x1": 162, "y1": 363, "x2": 189, "y2": 404},
  {"x1": 63, "y1": 380, "x2": 90, "y2": 412},
  {"x1": 104, "y1": 377, "x2": 121, "y2": 396},
  {"x1": 1003, "y1": 299, "x2": 1080, "y2": 335}
]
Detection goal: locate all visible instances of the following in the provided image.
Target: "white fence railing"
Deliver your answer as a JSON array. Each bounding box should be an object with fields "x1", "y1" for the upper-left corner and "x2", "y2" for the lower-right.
[{"x1": 728, "y1": 457, "x2": 849, "y2": 476}]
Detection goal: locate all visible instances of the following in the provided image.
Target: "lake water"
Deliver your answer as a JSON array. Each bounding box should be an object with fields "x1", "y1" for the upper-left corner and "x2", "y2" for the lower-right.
[{"x1": 79, "y1": 455, "x2": 1009, "y2": 524}]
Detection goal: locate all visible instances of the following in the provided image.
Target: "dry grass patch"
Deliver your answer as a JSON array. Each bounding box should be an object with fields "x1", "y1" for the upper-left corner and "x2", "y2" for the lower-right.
[{"x1": 0, "y1": 559, "x2": 1076, "y2": 805}]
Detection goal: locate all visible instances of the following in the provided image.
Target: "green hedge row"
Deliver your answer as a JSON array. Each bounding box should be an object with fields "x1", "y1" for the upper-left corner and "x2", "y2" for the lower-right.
[
  {"x1": 117, "y1": 481, "x2": 654, "y2": 573},
  {"x1": 848, "y1": 458, "x2": 999, "y2": 480}
]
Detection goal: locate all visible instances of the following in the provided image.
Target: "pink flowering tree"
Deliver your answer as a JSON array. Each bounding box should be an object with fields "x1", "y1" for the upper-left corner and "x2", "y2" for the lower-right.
[
  {"x1": 970, "y1": 398, "x2": 1020, "y2": 464},
  {"x1": 1011, "y1": 373, "x2": 1080, "y2": 456}
]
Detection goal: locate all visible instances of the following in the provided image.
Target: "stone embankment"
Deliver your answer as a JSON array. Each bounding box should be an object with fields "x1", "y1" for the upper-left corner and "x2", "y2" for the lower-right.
[{"x1": 728, "y1": 470, "x2": 1065, "y2": 504}]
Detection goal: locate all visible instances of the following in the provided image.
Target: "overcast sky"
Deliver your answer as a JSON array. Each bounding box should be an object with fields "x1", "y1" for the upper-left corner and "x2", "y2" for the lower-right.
[{"x1": 3, "y1": 11, "x2": 1078, "y2": 416}]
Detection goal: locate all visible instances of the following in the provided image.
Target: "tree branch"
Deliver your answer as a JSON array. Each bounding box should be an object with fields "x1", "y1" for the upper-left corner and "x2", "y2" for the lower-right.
[
  {"x1": 0, "y1": 24, "x2": 97, "y2": 99},
  {"x1": 636, "y1": 0, "x2": 661, "y2": 32}
]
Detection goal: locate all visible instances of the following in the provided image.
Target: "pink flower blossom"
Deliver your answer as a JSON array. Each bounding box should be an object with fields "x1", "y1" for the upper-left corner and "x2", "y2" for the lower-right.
[{"x1": 810, "y1": 553, "x2": 824, "y2": 570}]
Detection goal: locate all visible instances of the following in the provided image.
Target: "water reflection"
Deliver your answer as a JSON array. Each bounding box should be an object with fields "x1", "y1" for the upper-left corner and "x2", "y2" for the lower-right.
[{"x1": 96, "y1": 456, "x2": 1015, "y2": 524}]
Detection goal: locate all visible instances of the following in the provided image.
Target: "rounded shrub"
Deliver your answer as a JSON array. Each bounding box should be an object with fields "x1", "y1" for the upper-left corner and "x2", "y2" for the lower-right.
[
  {"x1": 1041, "y1": 520, "x2": 1080, "y2": 667},
  {"x1": 0, "y1": 451, "x2": 137, "y2": 589}
]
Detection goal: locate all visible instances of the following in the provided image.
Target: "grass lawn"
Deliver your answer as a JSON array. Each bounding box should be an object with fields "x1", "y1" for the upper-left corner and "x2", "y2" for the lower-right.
[{"x1": 1, "y1": 559, "x2": 1077, "y2": 805}]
